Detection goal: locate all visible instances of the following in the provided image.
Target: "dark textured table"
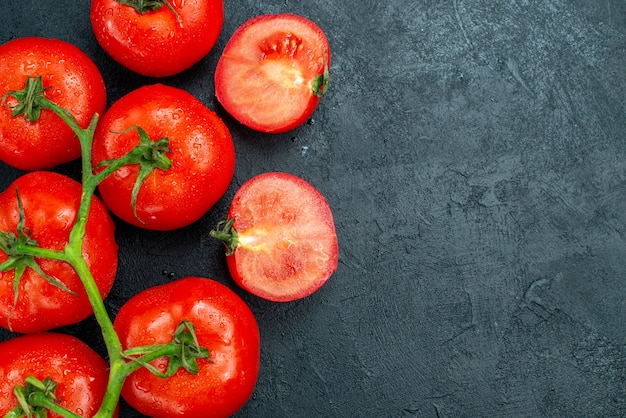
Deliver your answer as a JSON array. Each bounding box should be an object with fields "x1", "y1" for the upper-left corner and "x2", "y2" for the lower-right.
[{"x1": 1, "y1": 1, "x2": 625, "y2": 417}]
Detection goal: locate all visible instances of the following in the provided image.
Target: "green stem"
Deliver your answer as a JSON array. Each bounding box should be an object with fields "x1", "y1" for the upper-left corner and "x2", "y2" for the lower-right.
[
  {"x1": 28, "y1": 392, "x2": 83, "y2": 418},
  {"x1": 12, "y1": 245, "x2": 68, "y2": 263},
  {"x1": 121, "y1": 344, "x2": 178, "y2": 376},
  {"x1": 42, "y1": 97, "x2": 126, "y2": 418},
  {"x1": 67, "y1": 254, "x2": 124, "y2": 418},
  {"x1": 210, "y1": 218, "x2": 239, "y2": 256}
]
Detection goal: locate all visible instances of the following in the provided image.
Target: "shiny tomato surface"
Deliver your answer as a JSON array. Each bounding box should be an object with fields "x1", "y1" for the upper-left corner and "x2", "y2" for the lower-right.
[
  {"x1": 92, "y1": 84, "x2": 235, "y2": 231},
  {"x1": 0, "y1": 37, "x2": 106, "y2": 170},
  {"x1": 91, "y1": 0, "x2": 224, "y2": 77},
  {"x1": 0, "y1": 333, "x2": 116, "y2": 417},
  {"x1": 113, "y1": 277, "x2": 260, "y2": 418},
  {"x1": 0, "y1": 171, "x2": 118, "y2": 333}
]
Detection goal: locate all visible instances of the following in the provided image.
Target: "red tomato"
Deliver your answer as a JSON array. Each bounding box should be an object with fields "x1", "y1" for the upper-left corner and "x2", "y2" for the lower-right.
[
  {"x1": 113, "y1": 277, "x2": 260, "y2": 418},
  {"x1": 0, "y1": 171, "x2": 118, "y2": 333},
  {"x1": 0, "y1": 37, "x2": 106, "y2": 170},
  {"x1": 92, "y1": 83, "x2": 235, "y2": 231},
  {"x1": 91, "y1": 0, "x2": 224, "y2": 77},
  {"x1": 216, "y1": 172, "x2": 338, "y2": 302},
  {"x1": 215, "y1": 13, "x2": 331, "y2": 133},
  {"x1": 0, "y1": 333, "x2": 116, "y2": 417}
]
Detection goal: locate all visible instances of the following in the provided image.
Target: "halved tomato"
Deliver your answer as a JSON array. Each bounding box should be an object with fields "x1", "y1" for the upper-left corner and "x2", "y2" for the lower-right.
[
  {"x1": 215, "y1": 14, "x2": 331, "y2": 133},
  {"x1": 212, "y1": 172, "x2": 338, "y2": 302}
]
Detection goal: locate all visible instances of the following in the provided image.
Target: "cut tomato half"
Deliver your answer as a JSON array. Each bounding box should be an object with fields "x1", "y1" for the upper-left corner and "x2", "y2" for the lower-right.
[
  {"x1": 212, "y1": 172, "x2": 338, "y2": 302},
  {"x1": 215, "y1": 13, "x2": 330, "y2": 133}
]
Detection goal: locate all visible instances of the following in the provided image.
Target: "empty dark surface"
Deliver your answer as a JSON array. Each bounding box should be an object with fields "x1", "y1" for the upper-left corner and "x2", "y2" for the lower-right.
[{"x1": 1, "y1": 1, "x2": 625, "y2": 417}]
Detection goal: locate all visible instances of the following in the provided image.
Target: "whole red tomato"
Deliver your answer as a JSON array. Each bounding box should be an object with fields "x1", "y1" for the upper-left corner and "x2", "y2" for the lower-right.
[
  {"x1": 92, "y1": 83, "x2": 235, "y2": 231},
  {"x1": 0, "y1": 171, "x2": 118, "y2": 333},
  {"x1": 0, "y1": 333, "x2": 116, "y2": 417},
  {"x1": 113, "y1": 277, "x2": 260, "y2": 418},
  {"x1": 0, "y1": 37, "x2": 106, "y2": 170},
  {"x1": 91, "y1": 0, "x2": 224, "y2": 77},
  {"x1": 215, "y1": 13, "x2": 331, "y2": 133},
  {"x1": 213, "y1": 172, "x2": 339, "y2": 302}
]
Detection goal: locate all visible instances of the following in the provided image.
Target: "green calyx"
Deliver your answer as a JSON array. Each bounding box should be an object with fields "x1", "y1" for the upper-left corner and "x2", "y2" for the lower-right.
[
  {"x1": 96, "y1": 126, "x2": 171, "y2": 224},
  {"x1": 210, "y1": 218, "x2": 239, "y2": 256},
  {"x1": 116, "y1": 0, "x2": 181, "y2": 22},
  {"x1": 312, "y1": 55, "x2": 331, "y2": 98},
  {"x1": 2, "y1": 75, "x2": 49, "y2": 123},
  {"x1": 0, "y1": 188, "x2": 78, "y2": 331},
  {"x1": 6, "y1": 376, "x2": 82, "y2": 418},
  {"x1": 122, "y1": 321, "x2": 211, "y2": 378}
]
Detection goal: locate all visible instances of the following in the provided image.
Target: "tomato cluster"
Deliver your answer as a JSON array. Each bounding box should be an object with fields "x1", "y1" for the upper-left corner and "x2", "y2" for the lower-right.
[{"x1": 0, "y1": 2, "x2": 338, "y2": 417}]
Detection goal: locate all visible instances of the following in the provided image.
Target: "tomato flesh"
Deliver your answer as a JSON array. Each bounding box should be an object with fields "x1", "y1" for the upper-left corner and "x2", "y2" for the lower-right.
[
  {"x1": 227, "y1": 172, "x2": 338, "y2": 302},
  {"x1": 215, "y1": 14, "x2": 330, "y2": 133}
]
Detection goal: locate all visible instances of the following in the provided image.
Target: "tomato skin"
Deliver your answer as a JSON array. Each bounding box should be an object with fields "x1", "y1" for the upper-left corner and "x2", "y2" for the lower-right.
[
  {"x1": 91, "y1": 0, "x2": 224, "y2": 77},
  {"x1": 0, "y1": 333, "x2": 116, "y2": 417},
  {"x1": 215, "y1": 13, "x2": 331, "y2": 133},
  {"x1": 0, "y1": 171, "x2": 118, "y2": 333},
  {"x1": 113, "y1": 277, "x2": 260, "y2": 418},
  {"x1": 92, "y1": 83, "x2": 235, "y2": 231},
  {"x1": 0, "y1": 37, "x2": 106, "y2": 170},
  {"x1": 226, "y1": 172, "x2": 338, "y2": 302}
]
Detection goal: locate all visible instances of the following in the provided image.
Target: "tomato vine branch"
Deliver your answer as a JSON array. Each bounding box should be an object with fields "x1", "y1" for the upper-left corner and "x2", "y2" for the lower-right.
[{"x1": 1, "y1": 76, "x2": 208, "y2": 418}]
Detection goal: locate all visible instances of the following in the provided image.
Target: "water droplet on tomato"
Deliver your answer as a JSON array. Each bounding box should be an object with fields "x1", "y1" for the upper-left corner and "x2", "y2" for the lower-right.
[
  {"x1": 24, "y1": 60, "x2": 36, "y2": 71},
  {"x1": 115, "y1": 166, "x2": 131, "y2": 179},
  {"x1": 134, "y1": 381, "x2": 150, "y2": 393},
  {"x1": 172, "y1": 107, "x2": 184, "y2": 121}
]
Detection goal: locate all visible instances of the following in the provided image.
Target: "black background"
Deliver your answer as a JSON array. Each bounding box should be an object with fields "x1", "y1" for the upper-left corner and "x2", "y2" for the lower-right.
[{"x1": 1, "y1": 1, "x2": 625, "y2": 417}]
